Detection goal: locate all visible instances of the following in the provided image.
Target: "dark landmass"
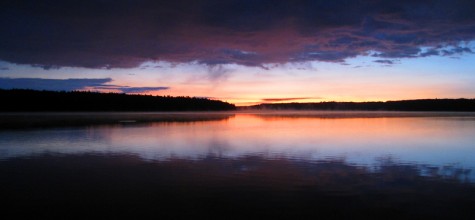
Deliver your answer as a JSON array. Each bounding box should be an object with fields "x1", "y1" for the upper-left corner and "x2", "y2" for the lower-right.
[
  {"x1": 2, "y1": 153, "x2": 474, "y2": 219},
  {"x1": 246, "y1": 99, "x2": 475, "y2": 111},
  {"x1": 0, "y1": 89, "x2": 236, "y2": 111}
]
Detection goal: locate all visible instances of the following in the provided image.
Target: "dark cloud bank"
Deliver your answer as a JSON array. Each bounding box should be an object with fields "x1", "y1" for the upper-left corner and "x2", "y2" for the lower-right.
[
  {"x1": 1, "y1": 0, "x2": 475, "y2": 69},
  {"x1": 0, "y1": 77, "x2": 169, "y2": 93}
]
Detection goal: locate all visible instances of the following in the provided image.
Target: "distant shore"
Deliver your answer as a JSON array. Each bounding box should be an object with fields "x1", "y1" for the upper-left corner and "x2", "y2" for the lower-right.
[
  {"x1": 243, "y1": 99, "x2": 475, "y2": 111},
  {"x1": 2, "y1": 89, "x2": 475, "y2": 113}
]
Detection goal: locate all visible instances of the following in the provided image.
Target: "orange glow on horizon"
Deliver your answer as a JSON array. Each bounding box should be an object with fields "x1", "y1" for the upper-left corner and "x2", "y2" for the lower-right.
[{"x1": 78, "y1": 86, "x2": 454, "y2": 107}]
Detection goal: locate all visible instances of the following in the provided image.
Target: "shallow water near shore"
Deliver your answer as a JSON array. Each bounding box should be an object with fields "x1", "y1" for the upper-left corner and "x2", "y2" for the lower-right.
[{"x1": 1, "y1": 111, "x2": 475, "y2": 218}]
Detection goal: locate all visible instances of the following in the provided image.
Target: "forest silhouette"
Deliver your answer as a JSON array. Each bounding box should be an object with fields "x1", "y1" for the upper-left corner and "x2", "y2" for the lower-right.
[
  {"x1": 248, "y1": 99, "x2": 475, "y2": 111},
  {"x1": 3, "y1": 89, "x2": 475, "y2": 112},
  {"x1": 0, "y1": 89, "x2": 236, "y2": 111}
]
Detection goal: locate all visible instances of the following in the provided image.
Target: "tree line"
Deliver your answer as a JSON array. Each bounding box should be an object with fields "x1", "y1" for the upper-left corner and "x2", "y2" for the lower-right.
[
  {"x1": 0, "y1": 89, "x2": 236, "y2": 111},
  {"x1": 247, "y1": 99, "x2": 475, "y2": 111}
]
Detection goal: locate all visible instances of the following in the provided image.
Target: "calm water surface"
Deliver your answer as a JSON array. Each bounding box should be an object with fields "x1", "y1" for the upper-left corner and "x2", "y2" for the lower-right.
[{"x1": 1, "y1": 111, "x2": 475, "y2": 218}]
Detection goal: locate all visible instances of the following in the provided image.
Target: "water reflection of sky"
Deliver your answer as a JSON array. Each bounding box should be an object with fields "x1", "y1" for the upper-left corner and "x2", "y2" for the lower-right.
[{"x1": 1, "y1": 113, "x2": 475, "y2": 176}]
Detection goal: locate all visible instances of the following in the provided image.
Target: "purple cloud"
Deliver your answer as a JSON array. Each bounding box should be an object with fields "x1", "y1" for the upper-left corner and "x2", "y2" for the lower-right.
[
  {"x1": 1, "y1": 0, "x2": 475, "y2": 69},
  {"x1": 0, "y1": 77, "x2": 169, "y2": 93},
  {"x1": 0, "y1": 78, "x2": 113, "y2": 91}
]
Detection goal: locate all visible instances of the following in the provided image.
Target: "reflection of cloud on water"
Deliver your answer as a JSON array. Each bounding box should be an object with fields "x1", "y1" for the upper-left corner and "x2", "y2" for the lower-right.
[
  {"x1": 2, "y1": 153, "x2": 474, "y2": 188},
  {"x1": 1, "y1": 113, "x2": 475, "y2": 182},
  {"x1": 375, "y1": 157, "x2": 474, "y2": 183},
  {"x1": 1, "y1": 144, "x2": 474, "y2": 182}
]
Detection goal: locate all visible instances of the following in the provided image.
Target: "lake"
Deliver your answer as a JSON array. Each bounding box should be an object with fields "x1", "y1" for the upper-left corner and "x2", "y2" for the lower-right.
[{"x1": 1, "y1": 111, "x2": 475, "y2": 218}]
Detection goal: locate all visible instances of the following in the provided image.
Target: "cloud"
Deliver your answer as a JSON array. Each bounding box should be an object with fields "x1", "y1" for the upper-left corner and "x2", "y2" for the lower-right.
[
  {"x1": 0, "y1": 77, "x2": 169, "y2": 93},
  {"x1": 95, "y1": 85, "x2": 170, "y2": 93},
  {"x1": 261, "y1": 97, "x2": 321, "y2": 102},
  {"x1": 206, "y1": 64, "x2": 234, "y2": 82},
  {"x1": 419, "y1": 49, "x2": 440, "y2": 57},
  {"x1": 1, "y1": 0, "x2": 475, "y2": 68},
  {"x1": 440, "y1": 46, "x2": 473, "y2": 56},
  {"x1": 374, "y1": 60, "x2": 395, "y2": 65},
  {"x1": 0, "y1": 77, "x2": 112, "y2": 91}
]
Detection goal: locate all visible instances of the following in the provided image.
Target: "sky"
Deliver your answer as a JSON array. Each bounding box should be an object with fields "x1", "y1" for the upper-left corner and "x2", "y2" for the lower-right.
[{"x1": 1, "y1": 0, "x2": 475, "y2": 106}]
